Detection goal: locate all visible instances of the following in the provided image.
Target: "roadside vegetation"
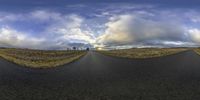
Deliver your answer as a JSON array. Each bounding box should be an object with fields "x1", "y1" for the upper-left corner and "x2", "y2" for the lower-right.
[
  {"x1": 0, "y1": 48, "x2": 87, "y2": 68},
  {"x1": 194, "y1": 48, "x2": 200, "y2": 55},
  {"x1": 98, "y1": 48, "x2": 188, "y2": 59}
]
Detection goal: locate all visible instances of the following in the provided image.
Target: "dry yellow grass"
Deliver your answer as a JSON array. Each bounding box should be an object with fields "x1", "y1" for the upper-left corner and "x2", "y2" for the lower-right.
[
  {"x1": 194, "y1": 48, "x2": 200, "y2": 55},
  {"x1": 0, "y1": 48, "x2": 87, "y2": 68},
  {"x1": 98, "y1": 48, "x2": 188, "y2": 59}
]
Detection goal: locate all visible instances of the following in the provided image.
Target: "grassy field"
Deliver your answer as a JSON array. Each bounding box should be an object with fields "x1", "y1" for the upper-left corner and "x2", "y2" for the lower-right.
[
  {"x1": 0, "y1": 48, "x2": 87, "y2": 68},
  {"x1": 98, "y1": 48, "x2": 188, "y2": 59},
  {"x1": 194, "y1": 48, "x2": 200, "y2": 55}
]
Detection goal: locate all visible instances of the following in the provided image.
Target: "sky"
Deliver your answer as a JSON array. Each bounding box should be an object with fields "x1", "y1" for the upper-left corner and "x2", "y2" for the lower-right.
[{"x1": 0, "y1": 0, "x2": 200, "y2": 49}]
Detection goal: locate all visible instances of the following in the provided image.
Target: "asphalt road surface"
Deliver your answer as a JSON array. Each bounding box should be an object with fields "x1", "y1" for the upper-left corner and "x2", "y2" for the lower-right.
[{"x1": 0, "y1": 51, "x2": 200, "y2": 100}]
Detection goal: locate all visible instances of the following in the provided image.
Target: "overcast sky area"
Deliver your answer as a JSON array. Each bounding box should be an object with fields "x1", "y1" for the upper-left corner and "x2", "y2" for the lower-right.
[{"x1": 0, "y1": 0, "x2": 200, "y2": 49}]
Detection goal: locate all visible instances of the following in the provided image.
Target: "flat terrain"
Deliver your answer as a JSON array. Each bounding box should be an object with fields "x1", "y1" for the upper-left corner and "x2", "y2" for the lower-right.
[
  {"x1": 0, "y1": 51, "x2": 200, "y2": 100},
  {"x1": 194, "y1": 48, "x2": 200, "y2": 55},
  {"x1": 98, "y1": 48, "x2": 187, "y2": 58},
  {"x1": 0, "y1": 48, "x2": 86, "y2": 68}
]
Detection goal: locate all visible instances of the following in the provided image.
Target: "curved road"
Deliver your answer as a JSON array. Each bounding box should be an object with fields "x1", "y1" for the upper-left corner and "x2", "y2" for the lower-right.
[{"x1": 0, "y1": 51, "x2": 200, "y2": 100}]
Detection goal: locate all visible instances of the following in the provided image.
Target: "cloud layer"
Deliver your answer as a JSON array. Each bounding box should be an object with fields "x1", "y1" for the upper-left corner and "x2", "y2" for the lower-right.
[
  {"x1": 0, "y1": 4, "x2": 200, "y2": 49},
  {"x1": 0, "y1": 10, "x2": 95, "y2": 49},
  {"x1": 0, "y1": 27, "x2": 44, "y2": 48},
  {"x1": 96, "y1": 14, "x2": 190, "y2": 47}
]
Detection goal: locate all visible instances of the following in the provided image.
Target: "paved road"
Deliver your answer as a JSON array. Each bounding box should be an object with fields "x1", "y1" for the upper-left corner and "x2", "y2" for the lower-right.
[{"x1": 0, "y1": 51, "x2": 200, "y2": 100}]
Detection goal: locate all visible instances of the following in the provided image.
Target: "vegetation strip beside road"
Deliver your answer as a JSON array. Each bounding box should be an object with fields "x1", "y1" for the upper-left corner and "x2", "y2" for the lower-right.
[
  {"x1": 194, "y1": 48, "x2": 200, "y2": 55},
  {"x1": 97, "y1": 48, "x2": 188, "y2": 59},
  {"x1": 0, "y1": 48, "x2": 87, "y2": 68}
]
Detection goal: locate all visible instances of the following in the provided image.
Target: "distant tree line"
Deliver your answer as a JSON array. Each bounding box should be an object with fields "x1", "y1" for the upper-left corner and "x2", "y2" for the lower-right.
[{"x1": 72, "y1": 47, "x2": 89, "y2": 51}]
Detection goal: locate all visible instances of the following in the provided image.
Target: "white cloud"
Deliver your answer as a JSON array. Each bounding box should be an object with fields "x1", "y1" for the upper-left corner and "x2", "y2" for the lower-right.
[
  {"x1": 97, "y1": 15, "x2": 134, "y2": 44},
  {"x1": 45, "y1": 14, "x2": 96, "y2": 44},
  {"x1": 0, "y1": 10, "x2": 96, "y2": 49},
  {"x1": 97, "y1": 14, "x2": 186, "y2": 47},
  {"x1": 30, "y1": 10, "x2": 62, "y2": 21},
  {"x1": 0, "y1": 27, "x2": 45, "y2": 49},
  {"x1": 185, "y1": 11, "x2": 200, "y2": 23},
  {"x1": 0, "y1": 13, "x2": 24, "y2": 22},
  {"x1": 188, "y1": 28, "x2": 200, "y2": 43},
  {"x1": 1, "y1": 6, "x2": 200, "y2": 49}
]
